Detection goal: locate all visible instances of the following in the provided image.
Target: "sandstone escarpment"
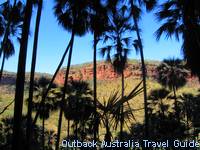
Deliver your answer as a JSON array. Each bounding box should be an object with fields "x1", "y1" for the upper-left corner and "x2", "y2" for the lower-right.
[{"x1": 54, "y1": 61, "x2": 158, "y2": 85}]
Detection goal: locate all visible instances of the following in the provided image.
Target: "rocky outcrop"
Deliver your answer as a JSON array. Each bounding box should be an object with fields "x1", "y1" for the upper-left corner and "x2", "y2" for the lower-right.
[{"x1": 54, "y1": 61, "x2": 159, "y2": 85}]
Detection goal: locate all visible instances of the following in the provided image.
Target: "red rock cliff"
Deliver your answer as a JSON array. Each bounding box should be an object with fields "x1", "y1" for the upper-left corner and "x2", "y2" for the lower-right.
[{"x1": 54, "y1": 62, "x2": 158, "y2": 85}]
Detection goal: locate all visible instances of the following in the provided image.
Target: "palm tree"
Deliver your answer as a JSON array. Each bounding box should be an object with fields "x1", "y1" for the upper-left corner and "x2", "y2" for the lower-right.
[
  {"x1": 62, "y1": 80, "x2": 94, "y2": 140},
  {"x1": 179, "y1": 93, "x2": 195, "y2": 135},
  {"x1": 31, "y1": 77, "x2": 58, "y2": 150},
  {"x1": 53, "y1": 0, "x2": 90, "y2": 149},
  {"x1": 148, "y1": 88, "x2": 170, "y2": 118},
  {"x1": 26, "y1": 0, "x2": 43, "y2": 149},
  {"x1": 156, "y1": 58, "x2": 188, "y2": 121},
  {"x1": 12, "y1": 0, "x2": 33, "y2": 149},
  {"x1": 127, "y1": 0, "x2": 157, "y2": 138},
  {"x1": 0, "y1": 39, "x2": 14, "y2": 80},
  {"x1": 97, "y1": 81, "x2": 143, "y2": 142},
  {"x1": 100, "y1": 6, "x2": 133, "y2": 140},
  {"x1": 180, "y1": 93, "x2": 200, "y2": 137},
  {"x1": 88, "y1": 0, "x2": 109, "y2": 141},
  {"x1": 0, "y1": 116, "x2": 56, "y2": 150},
  {"x1": 155, "y1": 0, "x2": 200, "y2": 79},
  {"x1": 0, "y1": 0, "x2": 24, "y2": 82},
  {"x1": 0, "y1": 15, "x2": 4, "y2": 36}
]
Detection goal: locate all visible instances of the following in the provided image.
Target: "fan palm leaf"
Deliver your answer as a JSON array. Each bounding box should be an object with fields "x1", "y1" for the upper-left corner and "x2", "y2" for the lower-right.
[{"x1": 155, "y1": 0, "x2": 200, "y2": 78}]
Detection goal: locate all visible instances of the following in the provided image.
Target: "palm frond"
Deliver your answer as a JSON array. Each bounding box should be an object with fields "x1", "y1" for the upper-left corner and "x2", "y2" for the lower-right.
[
  {"x1": 144, "y1": 0, "x2": 157, "y2": 12},
  {"x1": 133, "y1": 39, "x2": 140, "y2": 53},
  {"x1": 154, "y1": 21, "x2": 178, "y2": 41},
  {"x1": 99, "y1": 45, "x2": 112, "y2": 62}
]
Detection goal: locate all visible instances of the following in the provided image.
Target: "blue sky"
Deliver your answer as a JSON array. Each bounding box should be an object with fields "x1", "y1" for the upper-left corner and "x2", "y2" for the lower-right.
[{"x1": 2, "y1": 0, "x2": 183, "y2": 74}]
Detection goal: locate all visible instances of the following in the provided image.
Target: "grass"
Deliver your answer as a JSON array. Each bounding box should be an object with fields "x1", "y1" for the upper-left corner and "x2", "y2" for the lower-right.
[{"x1": 0, "y1": 75, "x2": 199, "y2": 141}]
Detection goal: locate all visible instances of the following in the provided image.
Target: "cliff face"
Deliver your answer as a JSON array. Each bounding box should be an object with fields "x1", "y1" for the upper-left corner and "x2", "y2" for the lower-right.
[
  {"x1": 54, "y1": 62, "x2": 158, "y2": 85},
  {"x1": 1, "y1": 61, "x2": 199, "y2": 87}
]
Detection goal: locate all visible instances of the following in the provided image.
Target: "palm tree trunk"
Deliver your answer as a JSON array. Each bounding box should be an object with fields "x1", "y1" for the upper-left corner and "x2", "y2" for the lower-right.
[
  {"x1": 0, "y1": 52, "x2": 6, "y2": 83},
  {"x1": 131, "y1": 1, "x2": 149, "y2": 137},
  {"x1": 105, "y1": 118, "x2": 111, "y2": 142},
  {"x1": 172, "y1": 85, "x2": 179, "y2": 121},
  {"x1": 120, "y1": 71, "x2": 124, "y2": 140},
  {"x1": 160, "y1": 98, "x2": 165, "y2": 118},
  {"x1": 67, "y1": 119, "x2": 70, "y2": 139},
  {"x1": 136, "y1": 24, "x2": 149, "y2": 138},
  {"x1": 55, "y1": 31, "x2": 75, "y2": 150},
  {"x1": 93, "y1": 33, "x2": 98, "y2": 142},
  {"x1": 185, "y1": 98, "x2": 190, "y2": 137},
  {"x1": 12, "y1": 0, "x2": 33, "y2": 150},
  {"x1": 26, "y1": 1, "x2": 43, "y2": 149},
  {"x1": 33, "y1": 34, "x2": 73, "y2": 125},
  {"x1": 42, "y1": 105, "x2": 45, "y2": 150},
  {"x1": 75, "y1": 121, "x2": 78, "y2": 140}
]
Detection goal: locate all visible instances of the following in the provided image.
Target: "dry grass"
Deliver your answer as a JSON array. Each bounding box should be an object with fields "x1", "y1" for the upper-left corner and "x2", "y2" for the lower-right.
[{"x1": 0, "y1": 76, "x2": 199, "y2": 140}]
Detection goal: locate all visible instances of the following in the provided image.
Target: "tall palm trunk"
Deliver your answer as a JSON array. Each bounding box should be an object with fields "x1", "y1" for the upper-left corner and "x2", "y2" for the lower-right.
[
  {"x1": 93, "y1": 33, "x2": 98, "y2": 142},
  {"x1": 26, "y1": 1, "x2": 42, "y2": 149},
  {"x1": 67, "y1": 119, "x2": 70, "y2": 139},
  {"x1": 0, "y1": 35, "x2": 8, "y2": 83},
  {"x1": 42, "y1": 103, "x2": 45, "y2": 150},
  {"x1": 75, "y1": 101, "x2": 78, "y2": 140},
  {"x1": 185, "y1": 97, "x2": 190, "y2": 136},
  {"x1": 120, "y1": 71, "x2": 124, "y2": 140},
  {"x1": 135, "y1": 17, "x2": 149, "y2": 138},
  {"x1": 172, "y1": 85, "x2": 179, "y2": 121},
  {"x1": 105, "y1": 117, "x2": 111, "y2": 142},
  {"x1": 130, "y1": 0, "x2": 149, "y2": 138},
  {"x1": 12, "y1": 0, "x2": 33, "y2": 150},
  {"x1": 0, "y1": 52, "x2": 5, "y2": 82},
  {"x1": 75, "y1": 121, "x2": 78, "y2": 140},
  {"x1": 55, "y1": 31, "x2": 75, "y2": 150},
  {"x1": 160, "y1": 98, "x2": 165, "y2": 118},
  {"x1": 33, "y1": 34, "x2": 73, "y2": 125}
]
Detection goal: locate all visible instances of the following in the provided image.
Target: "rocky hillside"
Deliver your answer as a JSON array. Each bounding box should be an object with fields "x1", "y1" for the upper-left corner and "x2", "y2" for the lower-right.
[
  {"x1": 54, "y1": 60, "x2": 160, "y2": 85},
  {"x1": 0, "y1": 71, "x2": 52, "y2": 85},
  {"x1": 1, "y1": 60, "x2": 198, "y2": 86}
]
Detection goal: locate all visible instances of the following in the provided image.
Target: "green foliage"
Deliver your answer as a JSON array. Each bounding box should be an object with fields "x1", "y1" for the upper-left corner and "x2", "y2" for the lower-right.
[
  {"x1": 100, "y1": 5, "x2": 133, "y2": 74},
  {"x1": 63, "y1": 80, "x2": 94, "y2": 121},
  {"x1": 30, "y1": 77, "x2": 59, "y2": 119},
  {"x1": 156, "y1": 58, "x2": 189, "y2": 91},
  {"x1": 155, "y1": 0, "x2": 200, "y2": 78},
  {"x1": 0, "y1": 116, "x2": 56, "y2": 150},
  {"x1": 97, "y1": 81, "x2": 143, "y2": 141},
  {"x1": 0, "y1": 0, "x2": 25, "y2": 57}
]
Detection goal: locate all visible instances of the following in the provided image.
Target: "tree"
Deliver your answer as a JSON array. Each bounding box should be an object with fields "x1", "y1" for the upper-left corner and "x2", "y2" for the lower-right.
[
  {"x1": 54, "y1": 0, "x2": 90, "y2": 149},
  {"x1": 155, "y1": 0, "x2": 200, "y2": 79},
  {"x1": 180, "y1": 93, "x2": 194, "y2": 135},
  {"x1": 0, "y1": 0, "x2": 24, "y2": 82},
  {"x1": 0, "y1": 39, "x2": 14, "y2": 80},
  {"x1": 100, "y1": 5, "x2": 133, "y2": 140},
  {"x1": 156, "y1": 58, "x2": 188, "y2": 121},
  {"x1": 148, "y1": 88, "x2": 170, "y2": 118},
  {"x1": 180, "y1": 93, "x2": 200, "y2": 138},
  {"x1": 0, "y1": 15, "x2": 4, "y2": 36},
  {"x1": 12, "y1": 0, "x2": 33, "y2": 149},
  {"x1": 88, "y1": 0, "x2": 109, "y2": 141},
  {"x1": 127, "y1": 0, "x2": 157, "y2": 138},
  {"x1": 97, "y1": 81, "x2": 143, "y2": 143},
  {"x1": 31, "y1": 77, "x2": 58, "y2": 150},
  {"x1": 26, "y1": 0, "x2": 43, "y2": 149},
  {"x1": 0, "y1": 116, "x2": 56, "y2": 150},
  {"x1": 62, "y1": 80, "x2": 94, "y2": 140}
]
